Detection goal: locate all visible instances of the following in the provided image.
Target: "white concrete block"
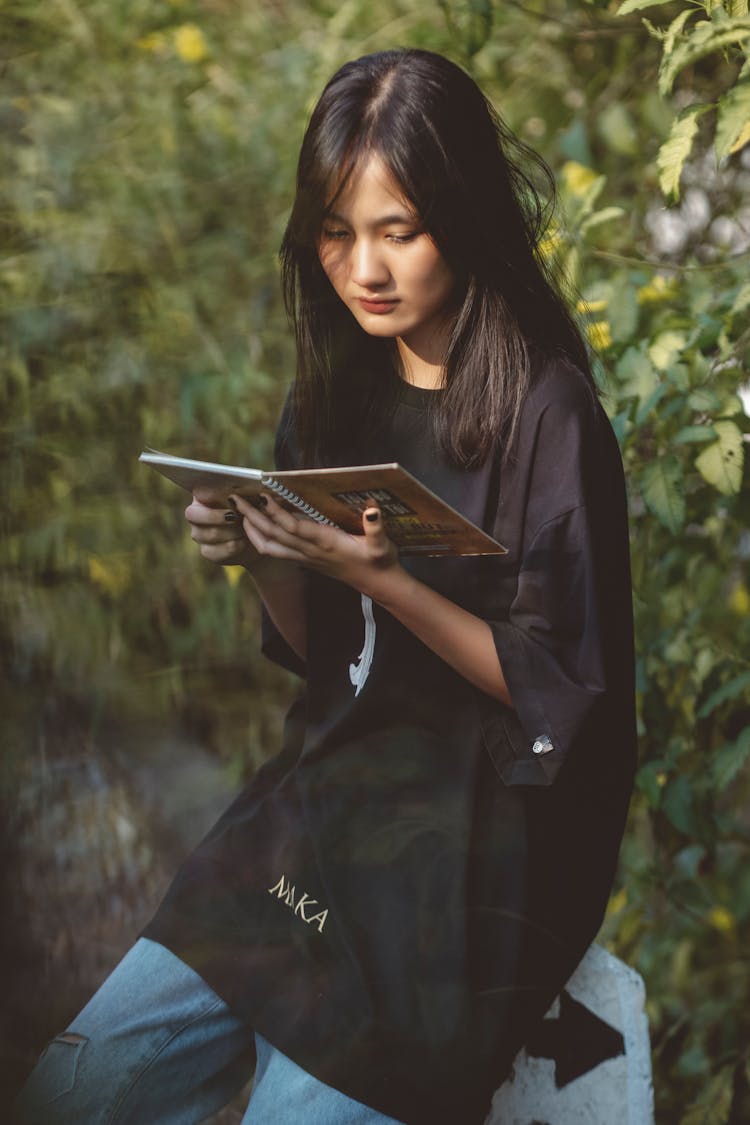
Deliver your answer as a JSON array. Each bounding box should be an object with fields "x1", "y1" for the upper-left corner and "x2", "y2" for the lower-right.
[{"x1": 488, "y1": 944, "x2": 654, "y2": 1125}]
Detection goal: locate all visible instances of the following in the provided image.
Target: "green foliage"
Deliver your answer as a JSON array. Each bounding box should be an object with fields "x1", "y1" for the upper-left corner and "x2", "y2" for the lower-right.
[
  {"x1": 715, "y1": 74, "x2": 750, "y2": 156},
  {"x1": 551, "y1": 69, "x2": 749, "y2": 1117},
  {"x1": 618, "y1": 0, "x2": 750, "y2": 197},
  {"x1": 2, "y1": 0, "x2": 749, "y2": 1119},
  {"x1": 591, "y1": 251, "x2": 750, "y2": 1115},
  {"x1": 657, "y1": 103, "x2": 712, "y2": 198},
  {"x1": 641, "y1": 453, "x2": 686, "y2": 532}
]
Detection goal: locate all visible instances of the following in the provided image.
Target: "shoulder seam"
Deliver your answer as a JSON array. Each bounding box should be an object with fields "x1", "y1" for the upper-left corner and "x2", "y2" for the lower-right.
[{"x1": 528, "y1": 503, "x2": 586, "y2": 542}]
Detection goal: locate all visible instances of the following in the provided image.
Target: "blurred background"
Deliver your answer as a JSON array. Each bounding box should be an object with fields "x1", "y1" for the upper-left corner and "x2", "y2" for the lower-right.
[{"x1": 1, "y1": 1, "x2": 749, "y2": 1120}]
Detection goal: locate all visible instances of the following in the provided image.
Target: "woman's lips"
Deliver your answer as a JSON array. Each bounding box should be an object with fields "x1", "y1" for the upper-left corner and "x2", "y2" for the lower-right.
[{"x1": 357, "y1": 297, "x2": 398, "y2": 314}]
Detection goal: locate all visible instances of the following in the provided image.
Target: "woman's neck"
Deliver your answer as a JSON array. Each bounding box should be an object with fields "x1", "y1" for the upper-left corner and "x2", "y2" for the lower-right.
[{"x1": 395, "y1": 337, "x2": 446, "y2": 390}]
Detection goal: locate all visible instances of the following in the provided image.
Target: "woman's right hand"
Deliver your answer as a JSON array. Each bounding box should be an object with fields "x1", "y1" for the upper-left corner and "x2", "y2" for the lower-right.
[
  {"x1": 185, "y1": 494, "x2": 252, "y2": 563},
  {"x1": 187, "y1": 490, "x2": 307, "y2": 660},
  {"x1": 185, "y1": 490, "x2": 296, "y2": 583}
]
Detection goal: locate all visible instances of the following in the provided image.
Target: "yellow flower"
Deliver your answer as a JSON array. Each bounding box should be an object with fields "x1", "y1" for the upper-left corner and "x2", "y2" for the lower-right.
[
  {"x1": 537, "y1": 229, "x2": 562, "y2": 259},
  {"x1": 224, "y1": 566, "x2": 245, "y2": 588},
  {"x1": 708, "y1": 905, "x2": 735, "y2": 935},
  {"x1": 586, "y1": 320, "x2": 612, "y2": 351},
  {"x1": 577, "y1": 298, "x2": 608, "y2": 315},
  {"x1": 174, "y1": 24, "x2": 208, "y2": 63},
  {"x1": 562, "y1": 161, "x2": 598, "y2": 198},
  {"x1": 607, "y1": 887, "x2": 627, "y2": 916},
  {"x1": 656, "y1": 771, "x2": 668, "y2": 788},
  {"x1": 637, "y1": 274, "x2": 679, "y2": 305},
  {"x1": 728, "y1": 583, "x2": 750, "y2": 616},
  {"x1": 136, "y1": 32, "x2": 167, "y2": 53},
  {"x1": 88, "y1": 553, "x2": 132, "y2": 597}
]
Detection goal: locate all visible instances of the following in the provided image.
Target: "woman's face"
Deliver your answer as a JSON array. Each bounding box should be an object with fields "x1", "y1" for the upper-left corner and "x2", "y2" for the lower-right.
[{"x1": 317, "y1": 156, "x2": 456, "y2": 359}]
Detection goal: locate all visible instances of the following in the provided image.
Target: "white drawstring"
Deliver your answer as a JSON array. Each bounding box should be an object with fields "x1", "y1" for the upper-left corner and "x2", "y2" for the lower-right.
[{"x1": 349, "y1": 594, "x2": 376, "y2": 696}]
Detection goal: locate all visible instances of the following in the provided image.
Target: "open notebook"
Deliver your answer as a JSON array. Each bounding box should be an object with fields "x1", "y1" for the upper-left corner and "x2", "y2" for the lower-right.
[{"x1": 140, "y1": 450, "x2": 506, "y2": 558}]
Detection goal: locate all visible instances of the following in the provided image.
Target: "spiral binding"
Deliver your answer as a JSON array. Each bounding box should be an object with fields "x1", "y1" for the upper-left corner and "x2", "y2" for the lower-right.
[{"x1": 260, "y1": 474, "x2": 336, "y2": 526}]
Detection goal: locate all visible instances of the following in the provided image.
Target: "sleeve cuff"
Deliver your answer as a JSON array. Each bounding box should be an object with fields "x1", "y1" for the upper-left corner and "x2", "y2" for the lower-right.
[{"x1": 480, "y1": 620, "x2": 602, "y2": 787}]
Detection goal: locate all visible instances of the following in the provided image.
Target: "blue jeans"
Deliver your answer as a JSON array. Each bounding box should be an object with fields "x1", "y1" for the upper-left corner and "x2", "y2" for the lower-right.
[{"x1": 14, "y1": 937, "x2": 404, "y2": 1124}]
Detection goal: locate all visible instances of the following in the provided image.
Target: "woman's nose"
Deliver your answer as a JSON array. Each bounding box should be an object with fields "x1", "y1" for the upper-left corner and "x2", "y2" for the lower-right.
[{"x1": 350, "y1": 239, "x2": 390, "y2": 288}]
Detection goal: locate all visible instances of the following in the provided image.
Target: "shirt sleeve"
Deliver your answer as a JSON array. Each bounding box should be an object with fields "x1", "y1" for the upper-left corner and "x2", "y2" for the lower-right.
[
  {"x1": 479, "y1": 378, "x2": 627, "y2": 787},
  {"x1": 259, "y1": 391, "x2": 308, "y2": 678}
]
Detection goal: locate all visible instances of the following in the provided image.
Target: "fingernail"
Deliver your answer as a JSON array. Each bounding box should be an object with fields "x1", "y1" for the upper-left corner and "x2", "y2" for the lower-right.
[
  {"x1": 365, "y1": 510, "x2": 379, "y2": 523},
  {"x1": 224, "y1": 511, "x2": 238, "y2": 523}
]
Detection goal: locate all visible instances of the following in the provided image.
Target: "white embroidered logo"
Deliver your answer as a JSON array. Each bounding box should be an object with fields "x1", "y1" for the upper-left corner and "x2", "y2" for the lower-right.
[
  {"x1": 349, "y1": 592, "x2": 376, "y2": 696},
  {"x1": 268, "y1": 874, "x2": 329, "y2": 933}
]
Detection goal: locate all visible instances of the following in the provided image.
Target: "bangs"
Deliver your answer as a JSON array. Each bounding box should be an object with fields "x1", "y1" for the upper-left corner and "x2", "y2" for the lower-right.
[
  {"x1": 321, "y1": 136, "x2": 373, "y2": 216},
  {"x1": 308, "y1": 134, "x2": 423, "y2": 241},
  {"x1": 294, "y1": 64, "x2": 428, "y2": 247}
]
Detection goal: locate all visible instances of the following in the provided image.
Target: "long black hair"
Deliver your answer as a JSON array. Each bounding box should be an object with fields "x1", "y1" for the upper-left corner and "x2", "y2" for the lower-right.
[{"x1": 280, "y1": 48, "x2": 592, "y2": 469}]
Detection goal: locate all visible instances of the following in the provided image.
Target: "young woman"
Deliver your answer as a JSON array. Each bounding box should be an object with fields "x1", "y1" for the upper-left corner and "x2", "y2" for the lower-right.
[{"x1": 16, "y1": 48, "x2": 636, "y2": 1125}]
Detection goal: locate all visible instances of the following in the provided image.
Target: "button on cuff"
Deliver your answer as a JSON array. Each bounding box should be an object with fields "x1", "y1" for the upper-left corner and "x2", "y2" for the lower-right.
[{"x1": 532, "y1": 735, "x2": 554, "y2": 756}]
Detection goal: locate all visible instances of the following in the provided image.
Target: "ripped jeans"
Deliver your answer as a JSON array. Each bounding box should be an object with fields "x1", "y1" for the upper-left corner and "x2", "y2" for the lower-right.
[{"x1": 14, "y1": 937, "x2": 403, "y2": 1125}]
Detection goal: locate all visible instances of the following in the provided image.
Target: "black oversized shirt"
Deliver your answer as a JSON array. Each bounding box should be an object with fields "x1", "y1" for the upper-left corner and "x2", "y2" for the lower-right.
[{"x1": 145, "y1": 355, "x2": 637, "y2": 1125}]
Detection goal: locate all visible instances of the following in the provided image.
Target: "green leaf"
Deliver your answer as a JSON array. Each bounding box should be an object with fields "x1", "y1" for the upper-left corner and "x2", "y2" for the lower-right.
[
  {"x1": 712, "y1": 727, "x2": 750, "y2": 791},
  {"x1": 677, "y1": 1043, "x2": 711, "y2": 1079},
  {"x1": 698, "y1": 670, "x2": 750, "y2": 718},
  {"x1": 657, "y1": 106, "x2": 712, "y2": 200},
  {"x1": 674, "y1": 844, "x2": 706, "y2": 878},
  {"x1": 636, "y1": 382, "x2": 669, "y2": 425},
  {"x1": 597, "y1": 102, "x2": 638, "y2": 156},
  {"x1": 718, "y1": 393, "x2": 743, "y2": 416},
  {"x1": 617, "y1": 0, "x2": 672, "y2": 15},
  {"x1": 694, "y1": 420, "x2": 744, "y2": 494},
  {"x1": 641, "y1": 454, "x2": 686, "y2": 532},
  {"x1": 666, "y1": 362, "x2": 690, "y2": 391},
  {"x1": 662, "y1": 774, "x2": 694, "y2": 834},
  {"x1": 609, "y1": 408, "x2": 632, "y2": 447},
  {"x1": 580, "y1": 206, "x2": 627, "y2": 233},
  {"x1": 466, "y1": 0, "x2": 494, "y2": 57},
  {"x1": 605, "y1": 276, "x2": 640, "y2": 345},
  {"x1": 617, "y1": 346, "x2": 658, "y2": 400},
  {"x1": 636, "y1": 759, "x2": 668, "y2": 805},
  {"x1": 688, "y1": 387, "x2": 722, "y2": 412},
  {"x1": 649, "y1": 330, "x2": 686, "y2": 370},
  {"x1": 642, "y1": 16, "x2": 666, "y2": 40},
  {"x1": 673, "y1": 424, "x2": 717, "y2": 444},
  {"x1": 716, "y1": 80, "x2": 750, "y2": 158},
  {"x1": 664, "y1": 8, "x2": 699, "y2": 58},
  {"x1": 730, "y1": 279, "x2": 750, "y2": 317},
  {"x1": 659, "y1": 18, "x2": 750, "y2": 96}
]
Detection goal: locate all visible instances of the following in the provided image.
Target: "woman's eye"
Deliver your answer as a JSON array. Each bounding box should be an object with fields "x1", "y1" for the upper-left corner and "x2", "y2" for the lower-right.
[
  {"x1": 387, "y1": 232, "x2": 418, "y2": 244},
  {"x1": 321, "y1": 227, "x2": 349, "y2": 241}
]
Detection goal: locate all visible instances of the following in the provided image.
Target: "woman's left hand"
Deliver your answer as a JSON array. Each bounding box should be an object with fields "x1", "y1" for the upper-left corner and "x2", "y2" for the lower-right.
[
  {"x1": 234, "y1": 492, "x2": 511, "y2": 704},
  {"x1": 231, "y1": 492, "x2": 402, "y2": 600}
]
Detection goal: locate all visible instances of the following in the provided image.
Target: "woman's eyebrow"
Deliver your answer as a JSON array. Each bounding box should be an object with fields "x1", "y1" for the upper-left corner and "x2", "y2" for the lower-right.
[{"x1": 324, "y1": 209, "x2": 418, "y2": 227}]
